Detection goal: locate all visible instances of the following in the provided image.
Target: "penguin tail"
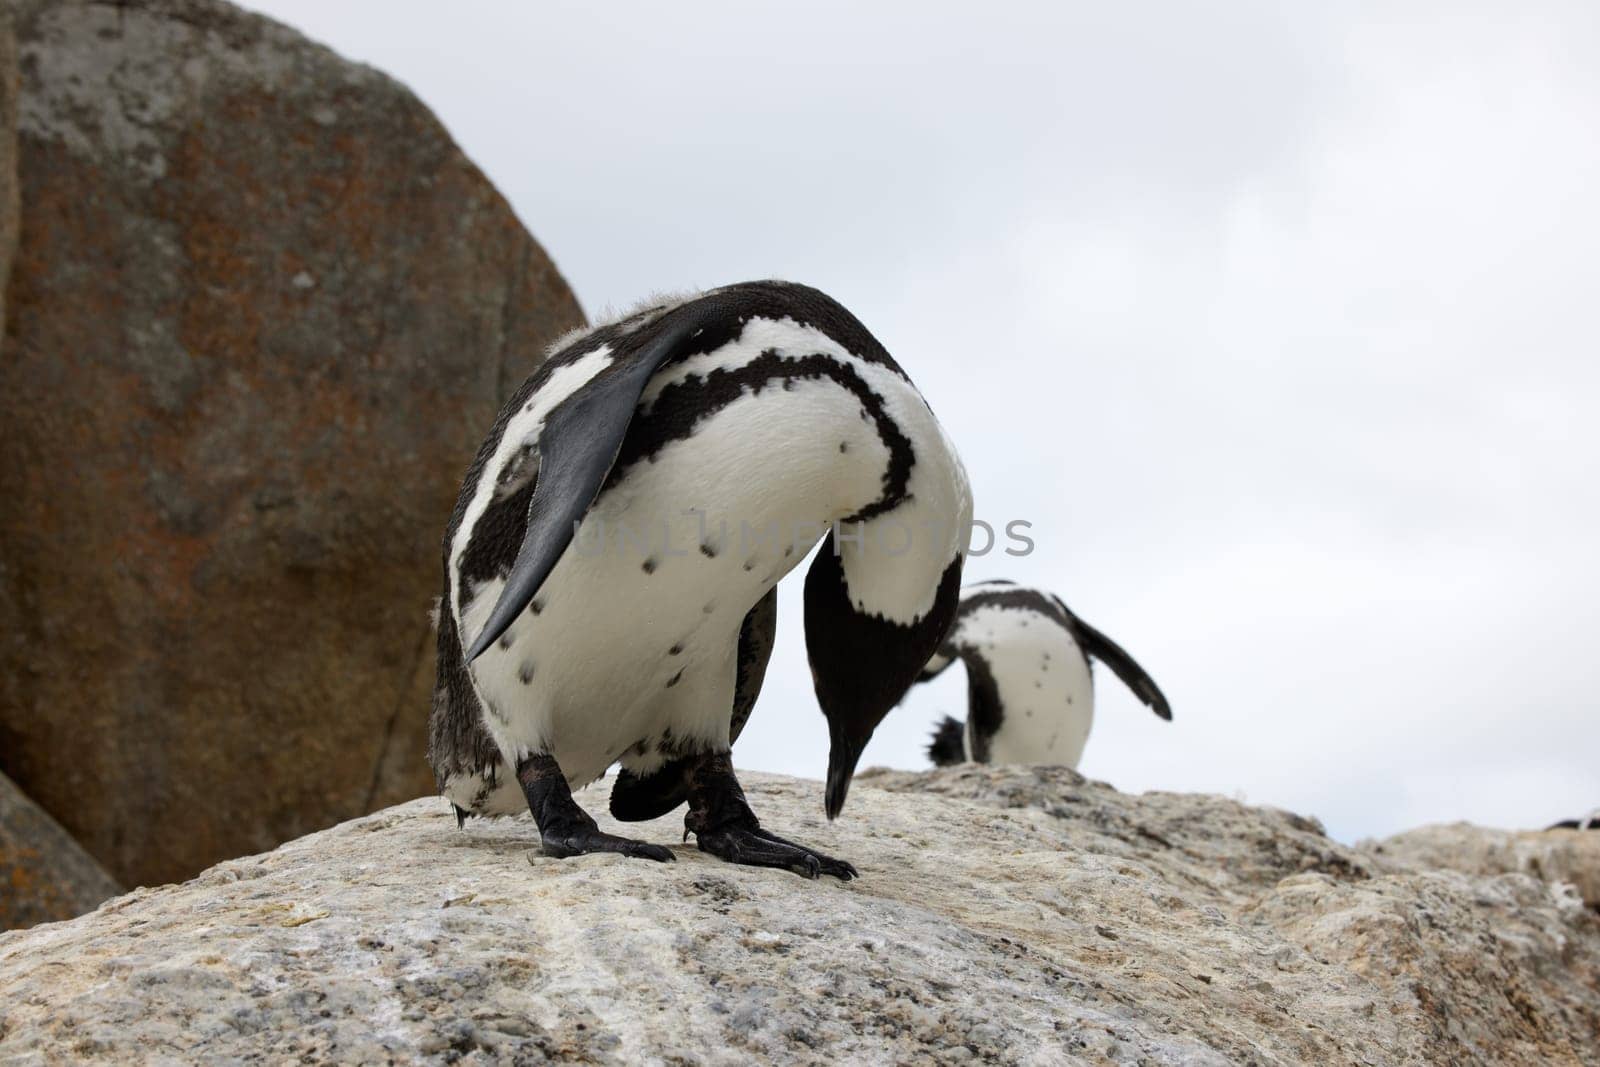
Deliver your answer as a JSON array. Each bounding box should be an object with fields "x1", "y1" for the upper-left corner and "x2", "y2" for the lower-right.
[
  {"x1": 927, "y1": 716, "x2": 967, "y2": 766},
  {"x1": 453, "y1": 803, "x2": 472, "y2": 829},
  {"x1": 609, "y1": 762, "x2": 692, "y2": 822}
]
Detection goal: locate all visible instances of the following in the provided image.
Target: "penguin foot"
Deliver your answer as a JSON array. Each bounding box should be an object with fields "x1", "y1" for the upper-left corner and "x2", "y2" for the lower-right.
[
  {"x1": 540, "y1": 826, "x2": 675, "y2": 863},
  {"x1": 518, "y1": 751, "x2": 675, "y2": 864},
  {"x1": 684, "y1": 750, "x2": 857, "y2": 881},
  {"x1": 693, "y1": 826, "x2": 857, "y2": 880}
]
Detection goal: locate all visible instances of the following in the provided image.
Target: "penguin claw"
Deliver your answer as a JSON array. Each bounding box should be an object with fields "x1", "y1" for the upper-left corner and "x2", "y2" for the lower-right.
[
  {"x1": 692, "y1": 826, "x2": 857, "y2": 881},
  {"x1": 754, "y1": 828, "x2": 858, "y2": 881},
  {"x1": 539, "y1": 828, "x2": 676, "y2": 863}
]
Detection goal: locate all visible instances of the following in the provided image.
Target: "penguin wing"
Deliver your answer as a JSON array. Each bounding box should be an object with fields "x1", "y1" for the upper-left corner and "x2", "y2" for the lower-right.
[
  {"x1": 1059, "y1": 600, "x2": 1172, "y2": 721},
  {"x1": 729, "y1": 585, "x2": 779, "y2": 744},
  {"x1": 962, "y1": 649, "x2": 1005, "y2": 761},
  {"x1": 464, "y1": 303, "x2": 725, "y2": 660}
]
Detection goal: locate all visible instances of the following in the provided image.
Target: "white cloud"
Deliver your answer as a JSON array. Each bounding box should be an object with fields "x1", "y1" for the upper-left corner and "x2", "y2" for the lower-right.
[{"x1": 244, "y1": 0, "x2": 1600, "y2": 840}]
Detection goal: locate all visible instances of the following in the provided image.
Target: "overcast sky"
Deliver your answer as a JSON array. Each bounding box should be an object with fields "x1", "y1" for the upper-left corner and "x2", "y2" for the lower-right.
[{"x1": 243, "y1": 1, "x2": 1599, "y2": 842}]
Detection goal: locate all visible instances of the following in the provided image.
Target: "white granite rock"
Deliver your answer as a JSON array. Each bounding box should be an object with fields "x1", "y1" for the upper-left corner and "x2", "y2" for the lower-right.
[
  {"x1": 1, "y1": 766, "x2": 1595, "y2": 1064},
  {"x1": 1363, "y1": 819, "x2": 1600, "y2": 908}
]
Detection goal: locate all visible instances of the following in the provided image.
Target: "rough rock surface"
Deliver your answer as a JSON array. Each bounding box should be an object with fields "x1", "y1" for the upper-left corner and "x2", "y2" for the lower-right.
[
  {"x1": 1, "y1": 767, "x2": 1595, "y2": 1064},
  {"x1": 0, "y1": 771, "x2": 121, "y2": 931},
  {"x1": 0, "y1": 6, "x2": 16, "y2": 349},
  {"x1": 1364, "y1": 820, "x2": 1600, "y2": 909},
  {"x1": 0, "y1": 0, "x2": 584, "y2": 888}
]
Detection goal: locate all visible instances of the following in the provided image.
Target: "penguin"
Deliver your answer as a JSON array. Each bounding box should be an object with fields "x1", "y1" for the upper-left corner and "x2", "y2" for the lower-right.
[
  {"x1": 1548, "y1": 810, "x2": 1599, "y2": 830},
  {"x1": 911, "y1": 580, "x2": 1170, "y2": 768},
  {"x1": 428, "y1": 281, "x2": 972, "y2": 880}
]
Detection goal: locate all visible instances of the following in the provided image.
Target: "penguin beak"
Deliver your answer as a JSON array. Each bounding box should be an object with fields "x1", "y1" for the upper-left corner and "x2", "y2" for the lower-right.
[{"x1": 824, "y1": 724, "x2": 867, "y2": 820}]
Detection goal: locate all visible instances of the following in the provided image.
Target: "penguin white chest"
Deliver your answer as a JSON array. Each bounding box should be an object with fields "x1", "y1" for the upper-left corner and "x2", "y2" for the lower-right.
[
  {"x1": 950, "y1": 601, "x2": 1097, "y2": 768},
  {"x1": 459, "y1": 372, "x2": 893, "y2": 788},
  {"x1": 982, "y1": 632, "x2": 1096, "y2": 767}
]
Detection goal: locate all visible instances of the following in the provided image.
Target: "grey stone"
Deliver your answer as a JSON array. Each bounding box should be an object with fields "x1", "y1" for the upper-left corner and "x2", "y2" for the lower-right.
[
  {"x1": 1363, "y1": 819, "x2": 1600, "y2": 908},
  {"x1": 0, "y1": 2, "x2": 16, "y2": 354},
  {"x1": 0, "y1": 770, "x2": 122, "y2": 931},
  {"x1": 1, "y1": 767, "x2": 1595, "y2": 1063}
]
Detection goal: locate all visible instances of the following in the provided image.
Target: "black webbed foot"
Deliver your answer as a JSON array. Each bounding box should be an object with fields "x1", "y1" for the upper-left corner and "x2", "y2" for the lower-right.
[
  {"x1": 519, "y1": 753, "x2": 674, "y2": 864},
  {"x1": 540, "y1": 826, "x2": 675, "y2": 863},
  {"x1": 694, "y1": 825, "x2": 856, "y2": 880},
  {"x1": 685, "y1": 751, "x2": 857, "y2": 881}
]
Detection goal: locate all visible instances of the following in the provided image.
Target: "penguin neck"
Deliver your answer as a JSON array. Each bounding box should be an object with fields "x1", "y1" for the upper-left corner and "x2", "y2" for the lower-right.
[
  {"x1": 802, "y1": 542, "x2": 965, "y2": 815},
  {"x1": 831, "y1": 431, "x2": 973, "y2": 625},
  {"x1": 799, "y1": 385, "x2": 972, "y2": 818}
]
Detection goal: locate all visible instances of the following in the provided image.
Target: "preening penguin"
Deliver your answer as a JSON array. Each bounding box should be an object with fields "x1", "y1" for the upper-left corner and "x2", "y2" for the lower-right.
[
  {"x1": 428, "y1": 281, "x2": 972, "y2": 879},
  {"x1": 913, "y1": 581, "x2": 1169, "y2": 768}
]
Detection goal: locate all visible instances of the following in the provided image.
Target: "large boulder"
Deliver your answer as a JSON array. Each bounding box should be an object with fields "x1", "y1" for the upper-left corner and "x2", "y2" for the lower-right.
[
  {"x1": 0, "y1": 771, "x2": 121, "y2": 931},
  {"x1": 1, "y1": 768, "x2": 1595, "y2": 1064},
  {"x1": 0, "y1": 0, "x2": 584, "y2": 889},
  {"x1": 0, "y1": 5, "x2": 16, "y2": 345}
]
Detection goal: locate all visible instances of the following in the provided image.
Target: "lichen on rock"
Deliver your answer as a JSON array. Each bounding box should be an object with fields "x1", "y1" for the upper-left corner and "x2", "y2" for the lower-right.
[
  {"x1": 0, "y1": 0, "x2": 585, "y2": 891},
  {"x1": 0, "y1": 771, "x2": 122, "y2": 932}
]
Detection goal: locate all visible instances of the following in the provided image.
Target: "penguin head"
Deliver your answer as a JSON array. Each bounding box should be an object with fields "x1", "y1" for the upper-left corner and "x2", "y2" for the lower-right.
[{"x1": 803, "y1": 543, "x2": 965, "y2": 819}]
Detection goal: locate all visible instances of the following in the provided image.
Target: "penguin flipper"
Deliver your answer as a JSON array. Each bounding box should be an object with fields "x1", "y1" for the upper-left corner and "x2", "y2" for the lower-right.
[
  {"x1": 729, "y1": 585, "x2": 779, "y2": 744},
  {"x1": 464, "y1": 302, "x2": 727, "y2": 660},
  {"x1": 1058, "y1": 599, "x2": 1172, "y2": 721}
]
